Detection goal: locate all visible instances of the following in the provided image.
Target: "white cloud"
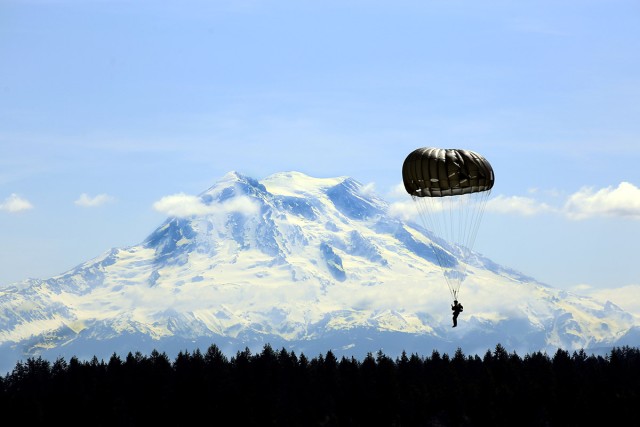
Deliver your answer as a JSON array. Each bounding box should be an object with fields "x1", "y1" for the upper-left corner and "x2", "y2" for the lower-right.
[
  {"x1": 153, "y1": 193, "x2": 260, "y2": 218},
  {"x1": 563, "y1": 182, "x2": 640, "y2": 220},
  {"x1": 359, "y1": 182, "x2": 376, "y2": 197},
  {"x1": 388, "y1": 200, "x2": 417, "y2": 221},
  {"x1": 0, "y1": 194, "x2": 33, "y2": 213},
  {"x1": 74, "y1": 193, "x2": 115, "y2": 207},
  {"x1": 388, "y1": 182, "x2": 408, "y2": 200},
  {"x1": 486, "y1": 195, "x2": 554, "y2": 216},
  {"x1": 483, "y1": 182, "x2": 640, "y2": 220}
]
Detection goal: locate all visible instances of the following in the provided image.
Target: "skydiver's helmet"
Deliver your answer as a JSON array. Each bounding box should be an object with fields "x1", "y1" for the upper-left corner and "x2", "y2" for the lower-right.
[{"x1": 453, "y1": 300, "x2": 458, "y2": 304}]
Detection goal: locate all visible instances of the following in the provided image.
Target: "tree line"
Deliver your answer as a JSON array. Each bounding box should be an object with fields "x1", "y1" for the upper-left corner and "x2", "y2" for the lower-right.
[{"x1": 1, "y1": 343, "x2": 639, "y2": 426}]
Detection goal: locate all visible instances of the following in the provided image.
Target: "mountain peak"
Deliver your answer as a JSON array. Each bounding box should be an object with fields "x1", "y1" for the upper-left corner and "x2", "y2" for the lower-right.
[
  {"x1": 262, "y1": 171, "x2": 350, "y2": 197},
  {"x1": 211, "y1": 170, "x2": 263, "y2": 190},
  {"x1": 200, "y1": 171, "x2": 267, "y2": 201}
]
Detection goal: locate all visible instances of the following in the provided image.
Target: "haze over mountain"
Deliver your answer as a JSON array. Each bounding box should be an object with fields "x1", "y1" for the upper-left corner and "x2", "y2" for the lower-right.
[{"x1": 1, "y1": 171, "x2": 637, "y2": 374}]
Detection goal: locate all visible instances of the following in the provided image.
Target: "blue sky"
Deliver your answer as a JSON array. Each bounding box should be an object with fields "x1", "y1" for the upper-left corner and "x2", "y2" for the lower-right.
[{"x1": 1, "y1": 0, "x2": 639, "y2": 307}]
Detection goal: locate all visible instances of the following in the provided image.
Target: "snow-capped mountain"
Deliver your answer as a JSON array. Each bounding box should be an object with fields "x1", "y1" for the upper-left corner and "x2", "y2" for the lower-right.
[{"x1": 0, "y1": 171, "x2": 637, "y2": 374}]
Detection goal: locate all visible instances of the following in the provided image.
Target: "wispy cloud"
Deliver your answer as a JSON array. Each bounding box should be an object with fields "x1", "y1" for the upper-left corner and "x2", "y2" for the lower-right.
[
  {"x1": 563, "y1": 182, "x2": 640, "y2": 220},
  {"x1": 487, "y1": 195, "x2": 555, "y2": 216},
  {"x1": 359, "y1": 182, "x2": 377, "y2": 197},
  {"x1": 153, "y1": 193, "x2": 260, "y2": 218},
  {"x1": 0, "y1": 194, "x2": 34, "y2": 213},
  {"x1": 388, "y1": 182, "x2": 407, "y2": 199},
  {"x1": 74, "y1": 193, "x2": 115, "y2": 207},
  {"x1": 387, "y1": 200, "x2": 416, "y2": 222}
]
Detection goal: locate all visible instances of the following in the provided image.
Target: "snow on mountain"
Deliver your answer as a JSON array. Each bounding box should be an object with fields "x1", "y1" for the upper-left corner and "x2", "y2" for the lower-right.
[{"x1": 0, "y1": 171, "x2": 636, "y2": 374}]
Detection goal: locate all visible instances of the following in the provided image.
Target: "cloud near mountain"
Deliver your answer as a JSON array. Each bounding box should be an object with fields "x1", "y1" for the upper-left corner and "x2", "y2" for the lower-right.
[{"x1": 153, "y1": 193, "x2": 260, "y2": 217}]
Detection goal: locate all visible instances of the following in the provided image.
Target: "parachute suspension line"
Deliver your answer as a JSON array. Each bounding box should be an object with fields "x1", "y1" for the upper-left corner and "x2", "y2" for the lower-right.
[
  {"x1": 466, "y1": 189, "x2": 492, "y2": 257},
  {"x1": 453, "y1": 194, "x2": 469, "y2": 299},
  {"x1": 412, "y1": 190, "x2": 492, "y2": 302},
  {"x1": 412, "y1": 194, "x2": 465, "y2": 301},
  {"x1": 453, "y1": 192, "x2": 484, "y2": 300},
  {"x1": 450, "y1": 195, "x2": 464, "y2": 299},
  {"x1": 462, "y1": 193, "x2": 475, "y2": 255},
  {"x1": 442, "y1": 193, "x2": 470, "y2": 300},
  {"x1": 448, "y1": 195, "x2": 455, "y2": 248},
  {"x1": 412, "y1": 195, "x2": 457, "y2": 299}
]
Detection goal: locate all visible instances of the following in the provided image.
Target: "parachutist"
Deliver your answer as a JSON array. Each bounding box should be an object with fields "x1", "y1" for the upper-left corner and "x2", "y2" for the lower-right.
[{"x1": 451, "y1": 300, "x2": 463, "y2": 327}]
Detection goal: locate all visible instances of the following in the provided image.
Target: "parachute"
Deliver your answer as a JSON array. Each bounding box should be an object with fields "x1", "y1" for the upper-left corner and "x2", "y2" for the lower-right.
[{"x1": 402, "y1": 147, "x2": 495, "y2": 300}]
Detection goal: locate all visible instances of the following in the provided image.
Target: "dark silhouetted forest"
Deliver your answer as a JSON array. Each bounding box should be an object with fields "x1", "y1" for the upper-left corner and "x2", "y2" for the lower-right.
[{"x1": 1, "y1": 343, "x2": 639, "y2": 426}]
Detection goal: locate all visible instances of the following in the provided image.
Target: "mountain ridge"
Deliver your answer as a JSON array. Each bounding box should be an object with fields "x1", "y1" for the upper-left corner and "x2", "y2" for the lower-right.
[{"x1": 0, "y1": 171, "x2": 636, "y2": 373}]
